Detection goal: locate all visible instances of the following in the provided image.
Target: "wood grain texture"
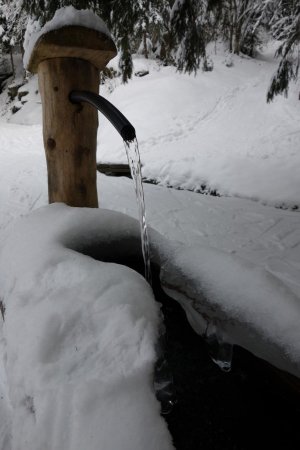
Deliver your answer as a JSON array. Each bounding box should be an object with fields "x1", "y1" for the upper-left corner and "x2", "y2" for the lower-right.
[
  {"x1": 27, "y1": 26, "x2": 117, "y2": 73},
  {"x1": 38, "y1": 57, "x2": 100, "y2": 207}
]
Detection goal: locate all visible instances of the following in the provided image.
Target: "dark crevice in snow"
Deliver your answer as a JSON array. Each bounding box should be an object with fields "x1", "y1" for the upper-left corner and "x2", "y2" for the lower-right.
[
  {"x1": 276, "y1": 203, "x2": 299, "y2": 212},
  {"x1": 23, "y1": 395, "x2": 35, "y2": 417},
  {"x1": 0, "y1": 299, "x2": 5, "y2": 321},
  {"x1": 143, "y1": 178, "x2": 300, "y2": 211},
  {"x1": 154, "y1": 279, "x2": 300, "y2": 450},
  {"x1": 143, "y1": 178, "x2": 220, "y2": 197},
  {"x1": 67, "y1": 237, "x2": 145, "y2": 271},
  {"x1": 97, "y1": 170, "x2": 299, "y2": 210},
  {"x1": 96, "y1": 168, "x2": 219, "y2": 197}
]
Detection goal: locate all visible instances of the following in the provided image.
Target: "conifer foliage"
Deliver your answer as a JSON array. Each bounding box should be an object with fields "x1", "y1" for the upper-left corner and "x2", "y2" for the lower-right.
[
  {"x1": 0, "y1": 0, "x2": 299, "y2": 99},
  {"x1": 267, "y1": 0, "x2": 300, "y2": 101},
  {"x1": 0, "y1": 0, "x2": 27, "y2": 75},
  {"x1": 21, "y1": 0, "x2": 99, "y2": 25},
  {"x1": 171, "y1": 0, "x2": 207, "y2": 73}
]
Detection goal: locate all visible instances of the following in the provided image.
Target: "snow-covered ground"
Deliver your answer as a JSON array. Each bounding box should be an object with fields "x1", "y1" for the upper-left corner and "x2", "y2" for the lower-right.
[
  {"x1": 5, "y1": 42, "x2": 300, "y2": 209},
  {"x1": 102, "y1": 43, "x2": 300, "y2": 209},
  {"x1": 0, "y1": 42, "x2": 300, "y2": 449}
]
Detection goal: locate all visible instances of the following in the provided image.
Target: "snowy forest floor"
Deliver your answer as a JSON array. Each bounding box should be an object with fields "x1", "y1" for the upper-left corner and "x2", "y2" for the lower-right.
[{"x1": 0, "y1": 41, "x2": 300, "y2": 448}]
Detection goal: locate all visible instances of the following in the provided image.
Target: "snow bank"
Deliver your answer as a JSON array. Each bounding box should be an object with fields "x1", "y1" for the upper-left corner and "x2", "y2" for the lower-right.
[
  {"x1": 0, "y1": 204, "x2": 174, "y2": 450},
  {"x1": 160, "y1": 244, "x2": 300, "y2": 378},
  {"x1": 23, "y1": 6, "x2": 111, "y2": 68}
]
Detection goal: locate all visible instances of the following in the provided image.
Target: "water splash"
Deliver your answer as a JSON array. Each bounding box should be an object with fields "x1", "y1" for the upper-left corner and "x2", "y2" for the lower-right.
[
  {"x1": 205, "y1": 321, "x2": 233, "y2": 372},
  {"x1": 154, "y1": 355, "x2": 177, "y2": 414},
  {"x1": 153, "y1": 319, "x2": 177, "y2": 415},
  {"x1": 124, "y1": 139, "x2": 152, "y2": 285}
]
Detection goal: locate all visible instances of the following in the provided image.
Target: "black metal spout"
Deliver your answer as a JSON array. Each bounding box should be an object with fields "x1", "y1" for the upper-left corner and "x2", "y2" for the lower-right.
[{"x1": 69, "y1": 90, "x2": 136, "y2": 142}]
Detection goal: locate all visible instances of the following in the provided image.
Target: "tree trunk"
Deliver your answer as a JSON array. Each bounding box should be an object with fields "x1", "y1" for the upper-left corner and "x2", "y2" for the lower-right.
[
  {"x1": 229, "y1": 26, "x2": 234, "y2": 52},
  {"x1": 228, "y1": 0, "x2": 234, "y2": 53},
  {"x1": 9, "y1": 48, "x2": 15, "y2": 78},
  {"x1": 143, "y1": 31, "x2": 149, "y2": 59},
  {"x1": 38, "y1": 58, "x2": 99, "y2": 207},
  {"x1": 234, "y1": 24, "x2": 242, "y2": 55}
]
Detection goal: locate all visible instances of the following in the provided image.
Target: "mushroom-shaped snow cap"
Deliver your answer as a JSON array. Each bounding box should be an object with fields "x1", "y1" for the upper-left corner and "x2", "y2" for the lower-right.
[{"x1": 27, "y1": 25, "x2": 117, "y2": 73}]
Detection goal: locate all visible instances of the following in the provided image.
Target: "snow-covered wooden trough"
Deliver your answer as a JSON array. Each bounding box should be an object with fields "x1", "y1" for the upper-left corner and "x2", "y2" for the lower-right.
[{"x1": 1, "y1": 203, "x2": 300, "y2": 447}]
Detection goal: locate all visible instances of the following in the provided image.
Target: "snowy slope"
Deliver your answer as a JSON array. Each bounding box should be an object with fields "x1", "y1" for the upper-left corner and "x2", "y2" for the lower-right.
[
  {"x1": 7, "y1": 43, "x2": 300, "y2": 208},
  {"x1": 99, "y1": 43, "x2": 300, "y2": 208}
]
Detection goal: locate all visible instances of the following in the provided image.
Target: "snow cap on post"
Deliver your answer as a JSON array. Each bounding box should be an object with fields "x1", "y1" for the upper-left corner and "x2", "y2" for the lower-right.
[
  {"x1": 26, "y1": 26, "x2": 117, "y2": 73},
  {"x1": 24, "y1": 6, "x2": 117, "y2": 73}
]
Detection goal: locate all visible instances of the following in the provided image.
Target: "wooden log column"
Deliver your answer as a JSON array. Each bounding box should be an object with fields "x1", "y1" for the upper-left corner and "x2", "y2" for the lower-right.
[{"x1": 27, "y1": 26, "x2": 117, "y2": 207}]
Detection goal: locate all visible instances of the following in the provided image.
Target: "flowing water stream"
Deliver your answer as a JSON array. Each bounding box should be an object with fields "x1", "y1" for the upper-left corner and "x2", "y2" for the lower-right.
[
  {"x1": 124, "y1": 138, "x2": 176, "y2": 413},
  {"x1": 124, "y1": 139, "x2": 152, "y2": 285},
  {"x1": 124, "y1": 138, "x2": 232, "y2": 412}
]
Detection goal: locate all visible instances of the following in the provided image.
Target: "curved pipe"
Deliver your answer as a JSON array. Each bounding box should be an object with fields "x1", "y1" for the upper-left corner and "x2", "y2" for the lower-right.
[{"x1": 69, "y1": 90, "x2": 136, "y2": 142}]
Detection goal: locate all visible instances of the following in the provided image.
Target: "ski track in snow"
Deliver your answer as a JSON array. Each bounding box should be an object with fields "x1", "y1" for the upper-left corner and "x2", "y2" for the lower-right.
[
  {"x1": 97, "y1": 47, "x2": 300, "y2": 207},
  {"x1": 136, "y1": 84, "x2": 242, "y2": 151}
]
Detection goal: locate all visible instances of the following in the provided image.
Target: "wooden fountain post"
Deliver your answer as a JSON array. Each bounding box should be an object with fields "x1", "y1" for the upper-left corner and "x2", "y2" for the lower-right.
[{"x1": 27, "y1": 26, "x2": 117, "y2": 207}]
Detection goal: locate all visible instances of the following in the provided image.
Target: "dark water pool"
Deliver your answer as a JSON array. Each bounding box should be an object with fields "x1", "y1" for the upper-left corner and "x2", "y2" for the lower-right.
[{"x1": 153, "y1": 278, "x2": 300, "y2": 450}]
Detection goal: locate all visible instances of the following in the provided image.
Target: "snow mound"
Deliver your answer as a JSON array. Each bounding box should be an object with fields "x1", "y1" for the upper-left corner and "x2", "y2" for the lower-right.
[
  {"x1": 24, "y1": 6, "x2": 111, "y2": 68},
  {"x1": 161, "y1": 244, "x2": 300, "y2": 378},
  {"x1": 0, "y1": 204, "x2": 173, "y2": 450}
]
